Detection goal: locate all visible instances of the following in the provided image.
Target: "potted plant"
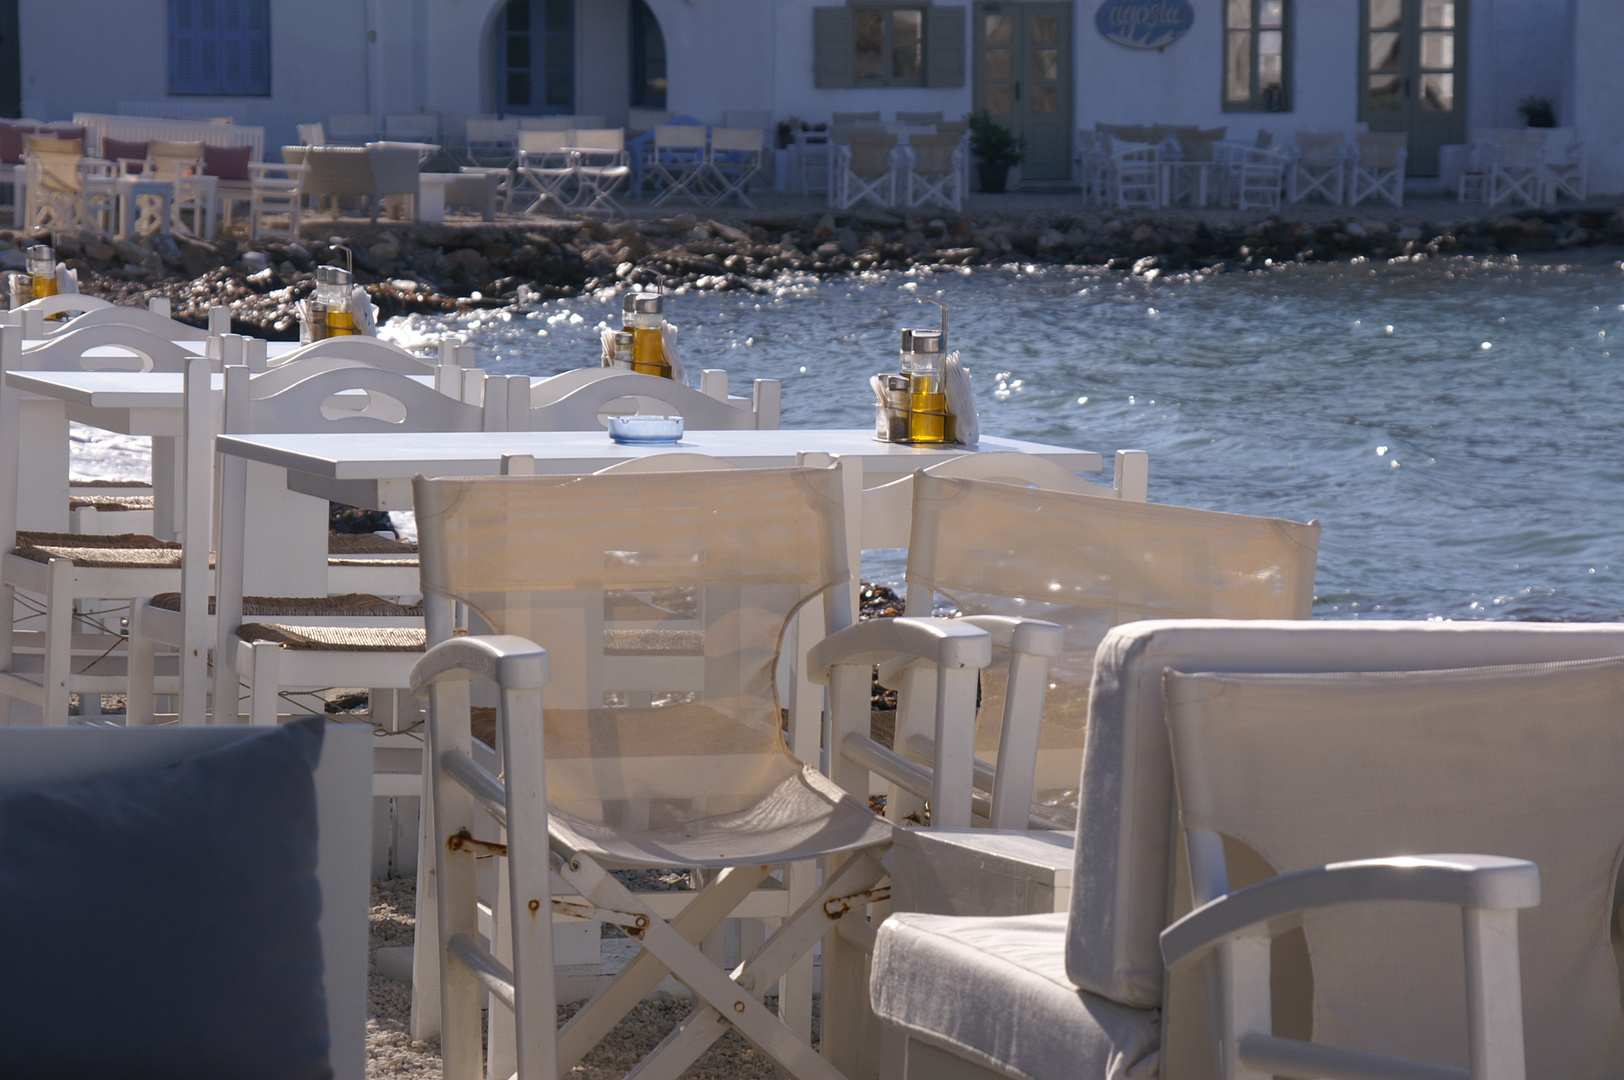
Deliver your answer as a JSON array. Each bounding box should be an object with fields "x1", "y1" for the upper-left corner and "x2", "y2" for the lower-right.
[
  {"x1": 967, "y1": 110, "x2": 1026, "y2": 193},
  {"x1": 1517, "y1": 95, "x2": 1556, "y2": 128}
]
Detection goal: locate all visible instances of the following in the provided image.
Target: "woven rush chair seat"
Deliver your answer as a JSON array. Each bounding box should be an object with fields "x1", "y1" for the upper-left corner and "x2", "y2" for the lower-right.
[
  {"x1": 149, "y1": 592, "x2": 423, "y2": 618},
  {"x1": 68, "y1": 494, "x2": 156, "y2": 512},
  {"x1": 14, "y1": 531, "x2": 182, "y2": 569},
  {"x1": 326, "y1": 533, "x2": 418, "y2": 556},
  {"x1": 235, "y1": 624, "x2": 426, "y2": 653}
]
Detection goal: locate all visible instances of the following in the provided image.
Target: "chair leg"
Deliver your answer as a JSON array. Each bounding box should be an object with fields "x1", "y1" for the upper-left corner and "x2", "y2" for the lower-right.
[
  {"x1": 126, "y1": 601, "x2": 157, "y2": 725},
  {"x1": 244, "y1": 638, "x2": 280, "y2": 725},
  {"x1": 43, "y1": 556, "x2": 73, "y2": 723}
]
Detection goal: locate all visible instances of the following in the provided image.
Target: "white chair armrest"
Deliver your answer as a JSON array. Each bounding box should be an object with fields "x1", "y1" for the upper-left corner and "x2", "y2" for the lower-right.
[
  {"x1": 808, "y1": 615, "x2": 990, "y2": 680},
  {"x1": 409, "y1": 634, "x2": 549, "y2": 697},
  {"x1": 1160, "y1": 853, "x2": 1539, "y2": 972}
]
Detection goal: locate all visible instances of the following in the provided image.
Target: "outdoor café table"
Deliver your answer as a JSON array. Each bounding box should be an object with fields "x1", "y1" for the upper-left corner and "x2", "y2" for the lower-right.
[
  {"x1": 4, "y1": 368, "x2": 430, "y2": 596},
  {"x1": 209, "y1": 426, "x2": 1103, "y2": 644}
]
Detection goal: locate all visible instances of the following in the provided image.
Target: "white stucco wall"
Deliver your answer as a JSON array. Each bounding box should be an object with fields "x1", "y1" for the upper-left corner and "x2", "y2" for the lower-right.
[
  {"x1": 1570, "y1": 0, "x2": 1624, "y2": 194},
  {"x1": 1468, "y1": 0, "x2": 1571, "y2": 130}
]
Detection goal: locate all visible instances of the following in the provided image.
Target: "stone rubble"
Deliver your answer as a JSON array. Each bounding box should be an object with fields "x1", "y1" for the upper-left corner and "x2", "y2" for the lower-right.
[{"x1": 4, "y1": 203, "x2": 1622, "y2": 337}]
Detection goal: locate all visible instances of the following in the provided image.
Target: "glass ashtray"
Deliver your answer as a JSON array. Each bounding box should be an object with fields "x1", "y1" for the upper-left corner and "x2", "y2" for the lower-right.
[{"x1": 608, "y1": 415, "x2": 684, "y2": 444}]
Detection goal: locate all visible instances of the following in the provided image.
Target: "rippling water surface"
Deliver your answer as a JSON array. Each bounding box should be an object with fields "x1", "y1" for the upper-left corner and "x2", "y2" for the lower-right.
[{"x1": 382, "y1": 253, "x2": 1624, "y2": 622}]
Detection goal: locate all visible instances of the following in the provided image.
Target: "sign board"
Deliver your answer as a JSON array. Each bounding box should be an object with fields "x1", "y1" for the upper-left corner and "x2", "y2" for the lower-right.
[{"x1": 1095, "y1": 0, "x2": 1194, "y2": 49}]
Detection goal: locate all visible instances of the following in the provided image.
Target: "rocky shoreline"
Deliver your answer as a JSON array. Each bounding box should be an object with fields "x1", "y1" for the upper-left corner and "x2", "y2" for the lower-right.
[{"x1": 4, "y1": 203, "x2": 1622, "y2": 337}]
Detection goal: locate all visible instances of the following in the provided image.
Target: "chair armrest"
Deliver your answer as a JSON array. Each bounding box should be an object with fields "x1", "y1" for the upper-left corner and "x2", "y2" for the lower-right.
[
  {"x1": 409, "y1": 634, "x2": 549, "y2": 697},
  {"x1": 807, "y1": 615, "x2": 991, "y2": 682},
  {"x1": 1160, "y1": 853, "x2": 1539, "y2": 972}
]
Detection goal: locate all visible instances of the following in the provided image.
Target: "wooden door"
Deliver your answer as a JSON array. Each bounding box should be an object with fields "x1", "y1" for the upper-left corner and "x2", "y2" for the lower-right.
[
  {"x1": 973, "y1": 3, "x2": 1073, "y2": 182},
  {"x1": 1360, "y1": 0, "x2": 1466, "y2": 176}
]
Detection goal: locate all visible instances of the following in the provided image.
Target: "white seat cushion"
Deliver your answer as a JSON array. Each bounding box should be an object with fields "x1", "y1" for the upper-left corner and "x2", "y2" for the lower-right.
[{"x1": 871, "y1": 912, "x2": 1159, "y2": 1080}]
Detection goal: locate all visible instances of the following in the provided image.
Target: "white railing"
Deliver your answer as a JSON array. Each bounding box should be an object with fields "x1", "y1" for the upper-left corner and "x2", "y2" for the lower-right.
[{"x1": 73, "y1": 113, "x2": 264, "y2": 161}]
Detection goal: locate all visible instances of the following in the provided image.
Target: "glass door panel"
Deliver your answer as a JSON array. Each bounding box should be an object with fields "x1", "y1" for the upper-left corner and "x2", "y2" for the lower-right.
[
  {"x1": 1360, "y1": 0, "x2": 1465, "y2": 175},
  {"x1": 973, "y1": 3, "x2": 1072, "y2": 180}
]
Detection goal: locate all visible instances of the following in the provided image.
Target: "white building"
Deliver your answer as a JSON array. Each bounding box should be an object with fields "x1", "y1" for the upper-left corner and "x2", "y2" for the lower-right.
[{"x1": 6, "y1": 0, "x2": 1618, "y2": 192}]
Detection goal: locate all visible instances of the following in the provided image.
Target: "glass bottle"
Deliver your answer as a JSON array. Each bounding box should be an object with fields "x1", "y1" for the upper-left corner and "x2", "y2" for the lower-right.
[
  {"x1": 318, "y1": 265, "x2": 358, "y2": 337},
  {"x1": 900, "y1": 328, "x2": 948, "y2": 444},
  {"x1": 26, "y1": 245, "x2": 57, "y2": 303},
  {"x1": 622, "y1": 292, "x2": 671, "y2": 378},
  {"x1": 605, "y1": 329, "x2": 636, "y2": 369}
]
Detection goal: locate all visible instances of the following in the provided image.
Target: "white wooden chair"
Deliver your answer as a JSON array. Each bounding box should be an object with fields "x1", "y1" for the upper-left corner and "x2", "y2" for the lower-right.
[
  {"x1": 831, "y1": 132, "x2": 900, "y2": 211},
  {"x1": 0, "y1": 722, "x2": 372, "y2": 1080},
  {"x1": 1348, "y1": 131, "x2": 1408, "y2": 207},
  {"x1": 1540, "y1": 128, "x2": 1587, "y2": 203},
  {"x1": 408, "y1": 463, "x2": 988, "y2": 1079},
  {"x1": 1288, "y1": 130, "x2": 1347, "y2": 204},
  {"x1": 518, "y1": 368, "x2": 781, "y2": 431},
  {"x1": 705, "y1": 127, "x2": 764, "y2": 208},
  {"x1": 271, "y1": 334, "x2": 440, "y2": 376},
  {"x1": 47, "y1": 302, "x2": 229, "y2": 342},
  {"x1": 382, "y1": 113, "x2": 439, "y2": 142},
  {"x1": 296, "y1": 122, "x2": 327, "y2": 147},
  {"x1": 326, "y1": 114, "x2": 378, "y2": 145},
  {"x1": 22, "y1": 135, "x2": 98, "y2": 230},
  {"x1": 245, "y1": 161, "x2": 306, "y2": 241},
  {"x1": 126, "y1": 363, "x2": 492, "y2": 728},
  {"x1": 1487, "y1": 130, "x2": 1546, "y2": 208},
  {"x1": 511, "y1": 130, "x2": 574, "y2": 213},
  {"x1": 869, "y1": 619, "x2": 1624, "y2": 1080},
  {"x1": 566, "y1": 128, "x2": 630, "y2": 215},
  {"x1": 649, "y1": 124, "x2": 712, "y2": 207},
  {"x1": 1106, "y1": 143, "x2": 1160, "y2": 209},
  {"x1": 465, "y1": 118, "x2": 518, "y2": 169},
  {"x1": 828, "y1": 472, "x2": 1318, "y2": 834},
  {"x1": 902, "y1": 132, "x2": 964, "y2": 211},
  {"x1": 1228, "y1": 145, "x2": 1288, "y2": 211},
  {"x1": 1164, "y1": 127, "x2": 1226, "y2": 207}
]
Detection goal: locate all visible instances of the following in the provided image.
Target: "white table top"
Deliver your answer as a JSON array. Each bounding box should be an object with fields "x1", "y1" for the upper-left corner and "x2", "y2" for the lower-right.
[{"x1": 215, "y1": 428, "x2": 1102, "y2": 483}]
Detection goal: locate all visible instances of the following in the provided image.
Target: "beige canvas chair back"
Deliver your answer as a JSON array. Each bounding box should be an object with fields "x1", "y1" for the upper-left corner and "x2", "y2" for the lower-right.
[
  {"x1": 1176, "y1": 126, "x2": 1228, "y2": 163},
  {"x1": 1164, "y1": 657, "x2": 1624, "y2": 1078},
  {"x1": 148, "y1": 139, "x2": 204, "y2": 181},
  {"x1": 654, "y1": 125, "x2": 707, "y2": 150},
  {"x1": 1494, "y1": 129, "x2": 1545, "y2": 169},
  {"x1": 24, "y1": 134, "x2": 82, "y2": 193},
  {"x1": 709, "y1": 127, "x2": 763, "y2": 156},
  {"x1": 413, "y1": 466, "x2": 873, "y2": 866},
  {"x1": 845, "y1": 132, "x2": 897, "y2": 178},
  {"x1": 1356, "y1": 130, "x2": 1408, "y2": 169},
  {"x1": 834, "y1": 110, "x2": 881, "y2": 124},
  {"x1": 908, "y1": 132, "x2": 960, "y2": 176},
  {"x1": 569, "y1": 128, "x2": 624, "y2": 154},
  {"x1": 1295, "y1": 130, "x2": 1345, "y2": 164},
  {"x1": 517, "y1": 129, "x2": 569, "y2": 155},
  {"x1": 906, "y1": 473, "x2": 1319, "y2": 797}
]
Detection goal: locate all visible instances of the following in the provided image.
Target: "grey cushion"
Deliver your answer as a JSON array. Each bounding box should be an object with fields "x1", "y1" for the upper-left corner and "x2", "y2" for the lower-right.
[
  {"x1": 0, "y1": 717, "x2": 330, "y2": 1080},
  {"x1": 871, "y1": 911, "x2": 1159, "y2": 1080}
]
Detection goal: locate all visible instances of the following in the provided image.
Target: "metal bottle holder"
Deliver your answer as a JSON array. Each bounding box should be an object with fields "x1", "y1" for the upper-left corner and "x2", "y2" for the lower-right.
[
  {"x1": 304, "y1": 245, "x2": 357, "y2": 343},
  {"x1": 620, "y1": 269, "x2": 672, "y2": 378}
]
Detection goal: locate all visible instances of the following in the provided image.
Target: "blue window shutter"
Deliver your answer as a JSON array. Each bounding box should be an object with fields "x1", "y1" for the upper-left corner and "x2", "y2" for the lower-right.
[{"x1": 170, "y1": 0, "x2": 268, "y2": 95}]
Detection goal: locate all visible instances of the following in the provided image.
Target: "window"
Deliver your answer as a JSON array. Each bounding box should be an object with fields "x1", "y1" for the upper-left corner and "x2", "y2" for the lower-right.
[
  {"x1": 1224, "y1": 0, "x2": 1290, "y2": 111},
  {"x1": 813, "y1": 5, "x2": 966, "y2": 89},
  {"x1": 630, "y1": 0, "x2": 667, "y2": 108},
  {"x1": 498, "y1": 0, "x2": 574, "y2": 114},
  {"x1": 854, "y1": 6, "x2": 924, "y2": 85},
  {"x1": 169, "y1": 0, "x2": 270, "y2": 96}
]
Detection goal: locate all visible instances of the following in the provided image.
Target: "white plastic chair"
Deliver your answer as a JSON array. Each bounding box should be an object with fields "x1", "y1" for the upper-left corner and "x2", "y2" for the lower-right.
[
  {"x1": 409, "y1": 464, "x2": 986, "y2": 1078},
  {"x1": 831, "y1": 132, "x2": 899, "y2": 210},
  {"x1": 705, "y1": 127, "x2": 763, "y2": 208},
  {"x1": 649, "y1": 124, "x2": 711, "y2": 207},
  {"x1": 1348, "y1": 131, "x2": 1408, "y2": 207},
  {"x1": 903, "y1": 132, "x2": 964, "y2": 211},
  {"x1": 869, "y1": 619, "x2": 1624, "y2": 1080},
  {"x1": 1288, "y1": 130, "x2": 1347, "y2": 204}
]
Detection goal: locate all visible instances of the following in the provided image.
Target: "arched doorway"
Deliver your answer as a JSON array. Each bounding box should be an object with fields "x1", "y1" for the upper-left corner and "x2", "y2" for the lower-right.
[{"x1": 495, "y1": 0, "x2": 575, "y2": 115}]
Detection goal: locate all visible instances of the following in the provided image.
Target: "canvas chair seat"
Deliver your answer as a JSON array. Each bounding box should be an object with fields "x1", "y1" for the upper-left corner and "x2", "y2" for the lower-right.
[{"x1": 872, "y1": 911, "x2": 1159, "y2": 1080}]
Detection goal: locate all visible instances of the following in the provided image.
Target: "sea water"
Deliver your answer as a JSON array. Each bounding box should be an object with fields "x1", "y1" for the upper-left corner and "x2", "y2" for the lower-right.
[
  {"x1": 378, "y1": 253, "x2": 1624, "y2": 622},
  {"x1": 74, "y1": 254, "x2": 1624, "y2": 623}
]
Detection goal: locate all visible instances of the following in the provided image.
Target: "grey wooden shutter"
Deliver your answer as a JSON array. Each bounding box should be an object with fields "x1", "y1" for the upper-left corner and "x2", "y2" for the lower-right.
[
  {"x1": 925, "y1": 5, "x2": 966, "y2": 88},
  {"x1": 813, "y1": 6, "x2": 854, "y2": 89}
]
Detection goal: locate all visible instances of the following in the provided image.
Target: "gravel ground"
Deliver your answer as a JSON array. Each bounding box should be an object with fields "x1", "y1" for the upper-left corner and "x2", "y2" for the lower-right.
[{"x1": 367, "y1": 877, "x2": 793, "y2": 1079}]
